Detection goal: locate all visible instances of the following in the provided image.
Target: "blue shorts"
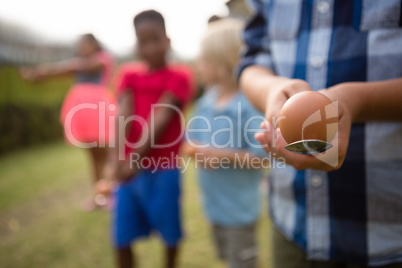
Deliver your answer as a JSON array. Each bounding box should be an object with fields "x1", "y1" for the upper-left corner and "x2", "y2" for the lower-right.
[{"x1": 112, "y1": 169, "x2": 182, "y2": 248}]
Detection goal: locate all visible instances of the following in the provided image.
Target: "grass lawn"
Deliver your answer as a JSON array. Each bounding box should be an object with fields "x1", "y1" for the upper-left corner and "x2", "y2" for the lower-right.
[{"x1": 0, "y1": 141, "x2": 272, "y2": 268}]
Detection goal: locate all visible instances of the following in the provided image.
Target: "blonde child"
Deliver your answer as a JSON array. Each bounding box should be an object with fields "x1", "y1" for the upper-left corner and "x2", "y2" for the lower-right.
[{"x1": 182, "y1": 19, "x2": 266, "y2": 268}]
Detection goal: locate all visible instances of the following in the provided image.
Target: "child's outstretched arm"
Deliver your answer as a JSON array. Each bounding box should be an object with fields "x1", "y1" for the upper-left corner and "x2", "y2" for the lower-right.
[
  {"x1": 107, "y1": 90, "x2": 134, "y2": 182},
  {"x1": 325, "y1": 79, "x2": 402, "y2": 122},
  {"x1": 20, "y1": 57, "x2": 104, "y2": 81},
  {"x1": 240, "y1": 66, "x2": 312, "y2": 124}
]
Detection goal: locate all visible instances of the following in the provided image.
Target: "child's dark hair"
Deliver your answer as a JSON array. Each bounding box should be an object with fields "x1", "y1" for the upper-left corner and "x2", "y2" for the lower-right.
[
  {"x1": 81, "y1": 33, "x2": 102, "y2": 51},
  {"x1": 133, "y1": 10, "x2": 166, "y2": 33}
]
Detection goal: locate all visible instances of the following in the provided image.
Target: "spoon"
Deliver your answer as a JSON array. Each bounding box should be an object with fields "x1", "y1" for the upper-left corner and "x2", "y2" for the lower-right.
[{"x1": 285, "y1": 139, "x2": 333, "y2": 155}]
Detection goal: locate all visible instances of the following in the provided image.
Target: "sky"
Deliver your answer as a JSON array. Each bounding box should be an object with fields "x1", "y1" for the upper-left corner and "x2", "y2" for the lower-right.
[{"x1": 0, "y1": 0, "x2": 229, "y2": 59}]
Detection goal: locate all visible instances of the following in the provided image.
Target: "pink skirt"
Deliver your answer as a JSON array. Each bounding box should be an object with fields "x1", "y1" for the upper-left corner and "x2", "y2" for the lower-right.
[{"x1": 60, "y1": 84, "x2": 117, "y2": 147}]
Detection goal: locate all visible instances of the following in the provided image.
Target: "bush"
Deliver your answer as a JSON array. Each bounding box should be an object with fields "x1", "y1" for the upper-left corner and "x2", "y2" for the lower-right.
[
  {"x1": 0, "y1": 104, "x2": 64, "y2": 154},
  {"x1": 0, "y1": 66, "x2": 73, "y2": 154}
]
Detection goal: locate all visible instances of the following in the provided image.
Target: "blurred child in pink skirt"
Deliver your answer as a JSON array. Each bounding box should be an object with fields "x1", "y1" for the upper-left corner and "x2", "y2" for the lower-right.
[{"x1": 21, "y1": 33, "x2": 116, "y2": 210}]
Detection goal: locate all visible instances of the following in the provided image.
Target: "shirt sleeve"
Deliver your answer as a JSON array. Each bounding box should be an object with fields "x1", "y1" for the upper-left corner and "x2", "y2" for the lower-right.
[
  {"x1": 166, "y1": 67, "x2": 195, "y2": 105},
  {"x1": 116, "y1": 71, "x2": 135, "y2": 97},
  {"x1": 237, "y1": 0, "x2": 274, "y2": 78}
]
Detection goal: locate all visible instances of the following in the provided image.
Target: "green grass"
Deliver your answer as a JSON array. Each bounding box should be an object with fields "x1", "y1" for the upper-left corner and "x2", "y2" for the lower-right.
[{"x1": 0, "y1": 142, "x2": 272, "y2": 268}]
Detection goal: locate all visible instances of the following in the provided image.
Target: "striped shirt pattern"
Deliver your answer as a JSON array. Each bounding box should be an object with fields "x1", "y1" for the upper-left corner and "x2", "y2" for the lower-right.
[{"x1": 239, "y1": 0, "x2": 402, "y2": 265}]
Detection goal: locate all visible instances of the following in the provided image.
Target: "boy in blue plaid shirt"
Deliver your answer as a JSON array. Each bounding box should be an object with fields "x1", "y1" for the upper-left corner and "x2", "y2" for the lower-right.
[{"x1": 239, "y1": 0, "x2": 402, "y2": 267}]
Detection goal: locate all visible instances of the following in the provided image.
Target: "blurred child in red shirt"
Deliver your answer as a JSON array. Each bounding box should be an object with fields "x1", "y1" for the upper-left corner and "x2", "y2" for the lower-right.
[{"x1": 109, "y1": 10, "x2": 194, "y2": 268}]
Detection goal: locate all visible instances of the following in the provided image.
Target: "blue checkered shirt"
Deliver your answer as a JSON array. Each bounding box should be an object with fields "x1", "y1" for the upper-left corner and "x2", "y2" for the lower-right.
[{"x1": 239, "y1": 0, "x2": 402, "y2": 265}]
